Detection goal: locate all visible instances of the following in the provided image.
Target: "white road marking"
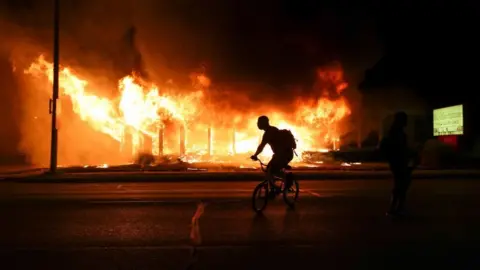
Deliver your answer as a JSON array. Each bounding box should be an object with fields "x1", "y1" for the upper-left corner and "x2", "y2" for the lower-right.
[{"x1": 190, "y1": 202, "x2": 206, "y2": 245}]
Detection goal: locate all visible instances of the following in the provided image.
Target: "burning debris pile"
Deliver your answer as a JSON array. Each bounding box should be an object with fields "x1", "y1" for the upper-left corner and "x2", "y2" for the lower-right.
[{"x1": 21, "y1": 55, "x2": 351, "y2": 167}]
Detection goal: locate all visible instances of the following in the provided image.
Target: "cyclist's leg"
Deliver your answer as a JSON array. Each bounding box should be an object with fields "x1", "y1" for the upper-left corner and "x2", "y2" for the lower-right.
[
  {"x1": 268, "y1": 154, "x2": 283, "y2": 178},
  {"x1": 267, "y1": 155, "x2": 283, "y2": 194}
]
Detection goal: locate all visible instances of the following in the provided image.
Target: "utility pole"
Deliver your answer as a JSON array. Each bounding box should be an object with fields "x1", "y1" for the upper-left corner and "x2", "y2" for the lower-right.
[{"x1": 49, "y1": 0, "x2": 60, "y2": 173}]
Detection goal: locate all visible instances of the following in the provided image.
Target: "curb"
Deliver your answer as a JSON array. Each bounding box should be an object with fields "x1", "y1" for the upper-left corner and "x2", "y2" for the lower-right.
[
  {"x1": 6, "y1": 170, "x2": 480, "y2": 183},
  {"x1": 0, "y1": 168, "x2": 46, "y2": 175}
]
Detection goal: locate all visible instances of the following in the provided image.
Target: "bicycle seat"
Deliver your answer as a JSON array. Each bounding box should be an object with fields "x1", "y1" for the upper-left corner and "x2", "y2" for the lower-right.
[{"x1": 284, "y1": 165, "x2": 292, "y2": 170}]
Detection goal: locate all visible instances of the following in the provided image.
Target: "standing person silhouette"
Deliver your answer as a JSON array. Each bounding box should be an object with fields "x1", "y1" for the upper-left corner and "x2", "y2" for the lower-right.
[{"x1": 380, "y1": 111, "x2": 417, "y2": 216}]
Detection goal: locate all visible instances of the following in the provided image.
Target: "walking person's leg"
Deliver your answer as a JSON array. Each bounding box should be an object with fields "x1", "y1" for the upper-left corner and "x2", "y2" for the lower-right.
[
  {"x1": 396, "y1": 168, "x2": 413, "y2": 214},
  {"x1": 388, "y1": 171, "x2": 402, "y2": 215}
]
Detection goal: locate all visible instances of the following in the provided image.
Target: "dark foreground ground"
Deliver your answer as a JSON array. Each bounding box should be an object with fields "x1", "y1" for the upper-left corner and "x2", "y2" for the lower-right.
[{"x1": 1, "y1": 179, "x2": 479, "y2": 269}]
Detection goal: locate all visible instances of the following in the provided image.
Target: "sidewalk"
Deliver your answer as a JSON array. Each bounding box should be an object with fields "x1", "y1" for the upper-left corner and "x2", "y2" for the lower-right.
[
  {"x1": 4, "y1": 169, "x2": 480, "y2": 183},
  {"x1": 0, "y1": 165, "x2": 45, "y2": 177}
]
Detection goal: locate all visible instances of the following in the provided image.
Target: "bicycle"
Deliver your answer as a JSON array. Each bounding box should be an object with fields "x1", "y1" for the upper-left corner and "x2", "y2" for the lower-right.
[{"x1": 251, "y1": 159, "x2": 299, "y2": 213}]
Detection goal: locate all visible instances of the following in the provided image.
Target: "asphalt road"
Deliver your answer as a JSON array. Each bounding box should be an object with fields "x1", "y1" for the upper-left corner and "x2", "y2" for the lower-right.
[{"x1": 1, "y1": 179, "x2": 479, "y2": 270}]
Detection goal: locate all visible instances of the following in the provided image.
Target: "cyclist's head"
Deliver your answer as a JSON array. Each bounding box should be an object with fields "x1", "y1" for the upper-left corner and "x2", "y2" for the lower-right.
[{"x1": 257, "y1": 115, "x2": 270, "y2": 130}]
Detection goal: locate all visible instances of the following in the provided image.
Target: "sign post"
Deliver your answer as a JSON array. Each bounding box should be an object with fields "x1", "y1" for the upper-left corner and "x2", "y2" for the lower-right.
[
  {"x1": 49, "y1": 0, "x2": 60, "y2": 173},
  {"x1": 433, "y1": 104, "x2": 463, "y2": 150},
  {"x1": 433, "y1": 104, "x2": 463, "y2": 137}
]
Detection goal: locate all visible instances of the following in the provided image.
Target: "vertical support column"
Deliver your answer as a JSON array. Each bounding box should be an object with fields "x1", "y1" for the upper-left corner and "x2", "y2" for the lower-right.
[
  {"x1": 207, "y1": 126, "x2": 212, "y2": 156},
  {"x1": 332, "y1": 123, "x2": 338, "y2": 150},
  {"x1": 158, "y1": 126, "x2": 164, "y2": 156},
  {"x1": 179, "y1": 124, "x2": 186, "y2": 155},
  {"x1": 131, "y1": 131, "x2": 141, "y2": 157},
  {"x1": 143, "y1": 134, "x2": 152, "y2": 154},
  {"x1": 232, "y1": 128, "x2": 236, "y2": 155},
  {"x1": 121, "y1": 127, "x2": 133, "y2": 161},
  {"x1": 49, "y1": 0, "x2": 60, "y2": 173}
]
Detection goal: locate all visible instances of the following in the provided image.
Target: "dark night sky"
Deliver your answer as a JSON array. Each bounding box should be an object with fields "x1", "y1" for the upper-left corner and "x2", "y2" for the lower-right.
[
  {"x1": 156, "y1": 0, "x2": 380, "y2": 85},
  {"x1": 2, "y1": 0, "x2": 480, "y2": 101},
  {"x1": 362, "y1": 1, "x2": 480, "y2": 106},
  {"x1": 2, "y1": 0, "x2": 379, "y2": 85},
  {"x1": 144, "y1": 1, "x2": 480, "y2": 109}
]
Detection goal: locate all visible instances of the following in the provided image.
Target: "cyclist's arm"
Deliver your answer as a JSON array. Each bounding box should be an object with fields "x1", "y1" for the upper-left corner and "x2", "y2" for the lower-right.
[{"x1": 253, "y1": 133, "x2": 268, "y2": 156}]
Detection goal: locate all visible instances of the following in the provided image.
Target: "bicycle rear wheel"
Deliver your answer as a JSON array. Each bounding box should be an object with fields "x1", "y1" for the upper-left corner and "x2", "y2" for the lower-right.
[
  {"x1": 283, "y1": 179, "x2": 299, "y2": 208},
  {"x1": 252, "y1": 181, "x2": 269, "y2": 213}
]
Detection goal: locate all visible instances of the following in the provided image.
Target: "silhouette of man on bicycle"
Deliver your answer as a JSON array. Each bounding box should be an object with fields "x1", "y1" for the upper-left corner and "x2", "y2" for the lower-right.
[{"x1": 250, "y1": 116, "x2": 296, "y2": 188}]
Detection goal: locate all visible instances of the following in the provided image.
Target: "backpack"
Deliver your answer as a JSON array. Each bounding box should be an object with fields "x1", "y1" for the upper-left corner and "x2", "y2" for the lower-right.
[{"x1": 277, "y1": 129, "x2": 297, "y2": 150}]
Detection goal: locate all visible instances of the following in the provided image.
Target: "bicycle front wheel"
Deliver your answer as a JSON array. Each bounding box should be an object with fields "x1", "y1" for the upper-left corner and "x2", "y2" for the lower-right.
[
  {"x1": 252, "y1": 181, "x2": 269, "y2": 213},
  {"x1": 283, "y1": 179, "x2": 299, "y2": 208}
]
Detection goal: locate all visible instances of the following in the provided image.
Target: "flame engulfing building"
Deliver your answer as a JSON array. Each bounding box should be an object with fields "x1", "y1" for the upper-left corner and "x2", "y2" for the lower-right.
[{"x1": 18, "y1": 55, "x2": 354, "y2": 166}]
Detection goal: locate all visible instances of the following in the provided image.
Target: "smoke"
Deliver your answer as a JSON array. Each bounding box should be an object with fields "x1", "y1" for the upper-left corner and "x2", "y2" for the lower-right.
[
  {"x1": 0, "y1": 1, "x2": 145, "y2": 166},
  {"x1": 0, "y1": 47, "x2": 22, "y2": 164},
  {"x1": 0, "y1": 1, "x2": 360, "y2": 166},
  {"x1": 361, "y1": 86, "x2": 426, "y2": 135}
]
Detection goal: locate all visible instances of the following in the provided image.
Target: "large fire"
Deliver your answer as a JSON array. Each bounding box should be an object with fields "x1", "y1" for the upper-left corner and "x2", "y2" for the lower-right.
[{"x1": 21, "y1": 55, "x2": 351, "y2": 167}]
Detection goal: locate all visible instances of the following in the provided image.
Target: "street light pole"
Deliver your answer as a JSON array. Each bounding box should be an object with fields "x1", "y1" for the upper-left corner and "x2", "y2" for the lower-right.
[{"x1": 49, "y1": 0, "x2": 60, "y2": 173}]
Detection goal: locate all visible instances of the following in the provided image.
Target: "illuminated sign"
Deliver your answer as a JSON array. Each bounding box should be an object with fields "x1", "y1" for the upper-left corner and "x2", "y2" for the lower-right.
[{"x1": 433, "y1": 104, "x2": 463, "y2": 136}]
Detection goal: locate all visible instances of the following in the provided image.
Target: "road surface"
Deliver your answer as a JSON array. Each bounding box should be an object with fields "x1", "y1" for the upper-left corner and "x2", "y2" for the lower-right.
[{"x1": 1, "y1": 179, "x2": 479, "y2": 269}]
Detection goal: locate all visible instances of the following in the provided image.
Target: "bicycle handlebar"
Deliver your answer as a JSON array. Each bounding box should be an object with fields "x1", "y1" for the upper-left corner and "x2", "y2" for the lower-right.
[
  {"x1": 257, "y1": 159, "x2": 267, "y2": 172},
  {"x1": 250, "y1": 157, "x2": 267, "y2": 172},
  {"x1": 258, "y1": 159, "x2": 267, "y2": 167}
]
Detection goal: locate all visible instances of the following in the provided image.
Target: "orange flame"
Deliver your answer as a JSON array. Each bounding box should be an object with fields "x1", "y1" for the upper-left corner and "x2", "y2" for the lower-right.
[{"x1": 23, "y1": 55, "x2": 351, "y2": 166}]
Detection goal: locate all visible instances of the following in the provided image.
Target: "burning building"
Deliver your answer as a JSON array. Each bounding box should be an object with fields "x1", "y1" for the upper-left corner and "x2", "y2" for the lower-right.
[{"x1": 18, "y1": 54, "x2": 352, "y2": 167}]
